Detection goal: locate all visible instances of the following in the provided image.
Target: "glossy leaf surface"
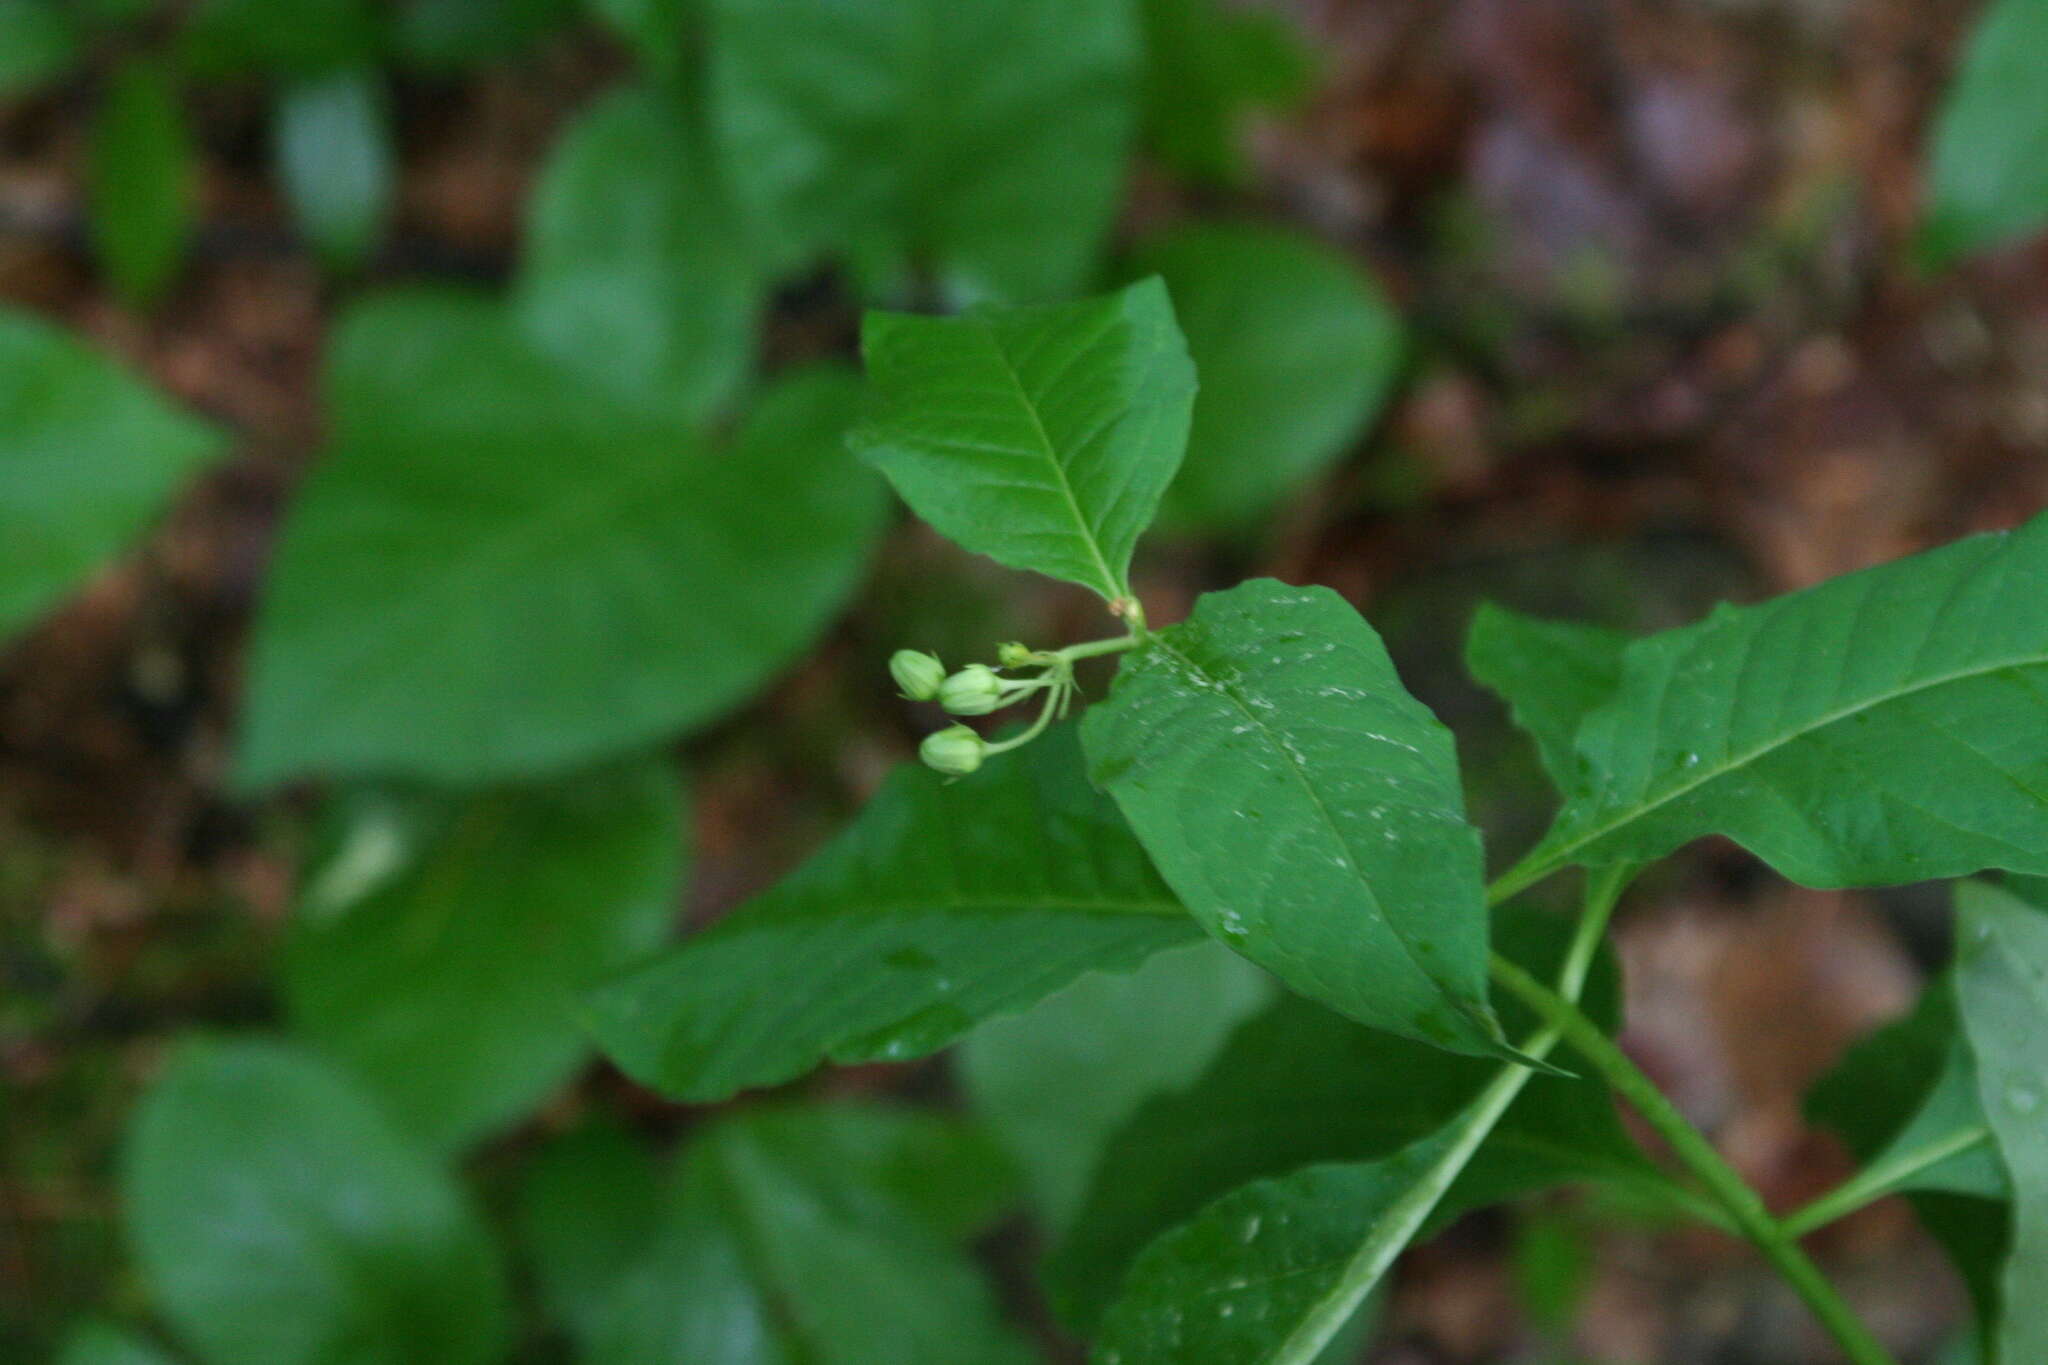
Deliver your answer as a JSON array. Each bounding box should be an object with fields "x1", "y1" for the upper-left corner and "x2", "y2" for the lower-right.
[
  {"x1": 1519, "y1": 514, "x2": 2048, "y2": 888},
  {"x1": 123, "y1": 1039, "x2": 510, "y2": 1365},
  {"x1": 1956, "y1": 880, "x2": 2048, "y2": 1364},
  {"x1": 284, "y1": 761, "x2": 684, "y2": 1150},
  {"x1": 1047, "y1": 908, "x2": 1661, "y2": 1329},
  {"x1": 239, "y1": 292, "x2": 883, "y2": 785},
  {"x1": 1083, "y1": 579, "x2": 1502, "y2": 1053},
  {"x1": 852, "y1": 280, "x2": 1195, "y2": 603},
  {"x1": 0, "y1": 308, "x2": 223, "y2": 642},
  {"x1": 587, "y1": 727, "x2": 1200, "y2": 1101}
]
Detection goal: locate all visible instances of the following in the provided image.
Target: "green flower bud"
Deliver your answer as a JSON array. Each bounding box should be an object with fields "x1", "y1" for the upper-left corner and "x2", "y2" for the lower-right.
[
  {"x1": 996, "y1": 641, "x2": 1034, "y2": 668},
  {"x1": 890, "y1": 649, "x2": 946, "y2": 701},
  {"x1": 920, "y1": 724, "x2": 985, "y2": 776},
  {"x1": 939, "y1": 664, "x2": 1007, "y2": 715}
]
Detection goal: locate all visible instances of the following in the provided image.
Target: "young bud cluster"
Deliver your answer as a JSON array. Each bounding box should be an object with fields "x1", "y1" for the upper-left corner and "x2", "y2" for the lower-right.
[{"x1": 886, "y1": 627, "x2": 1141, "y2": 777}]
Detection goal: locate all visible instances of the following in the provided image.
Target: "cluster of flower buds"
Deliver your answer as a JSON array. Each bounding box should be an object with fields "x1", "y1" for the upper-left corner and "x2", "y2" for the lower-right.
[{"x1": 888, "y1": 643, "x2": 1081, "y2": 777}]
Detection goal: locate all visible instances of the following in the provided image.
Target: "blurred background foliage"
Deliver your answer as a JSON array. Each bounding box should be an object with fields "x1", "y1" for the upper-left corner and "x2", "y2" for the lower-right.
[{"x1": 2, "y1": 0, "x2": 2047, "y2": 1361}]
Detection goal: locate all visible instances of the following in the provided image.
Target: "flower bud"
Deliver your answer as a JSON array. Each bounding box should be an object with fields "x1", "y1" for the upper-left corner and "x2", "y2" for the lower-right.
[
  {"x1": 920, "y1": 725, "x2": 986, "y2": 776},
  {"x1": 939, "y1": 664, "x2": 1007, "y2": 715},
  {"x1": 889, "y1": 649, "x2": 946, "y2": 701},
  {"x1": 996, "y1": 641, "x2": 1034, "y2": 668}
]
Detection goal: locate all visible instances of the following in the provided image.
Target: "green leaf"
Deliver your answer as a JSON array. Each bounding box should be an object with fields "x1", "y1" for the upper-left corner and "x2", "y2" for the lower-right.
[
  {"x1": 0, "y1": 307, "x2": 224, "y2": 642},
  {"x1": 1956, "y1": 880, "x2": 2048, "y2": 1364},
  {"x1": 1808, "y1": 977, "x2": 2005, "y2": 1203},
  {"x1": 1514, "y1": 513, "x2": 2048, "y2": 890},
  {"x1": 55, "y1": 1323, "x2": 179, "y2": 1365},
  {"x1": 178, "y1": 0, "x2": 375, "y2": 77},
  {"x1": 237, "y1": 291, "x2": 884, "y2": 785},
  {"x1": 852, "y1": 280, "x2": 1196, "y2": 604},
  {"x1": 1132, "y1": 224, "x2": 1403, "y2": 532},
  {"x1": 1465, "y1": 602, "x2": 1631, "y2": 797},
  {"x1": 958, "y1": 939, "x2": 1274, "y2": 1232},
  {"x1": 706, "y1": 0, "x2": 1139, "y2": 300},
  {"x1": 591, "y1": 0, "x2": 697, "y2": 74},
  {"x1": 514, "y1": 82, "x2": 757, "y2": 420},
  {"x1": 1046, "y1": 907, "x2": 1664, "y2": 1330},
  {"x1": 89, "y1": 59, "x2": 193, "y2": 309},
  {"x1": 390, "y1": 0, "x2": 576, "y2": 69},
  {"x1": 518, "y1": 1120, "x2": 666, "y2": 1344},
  {"x1": 571, "y1": 1107, "x2": 1033, "y2": 1365},
  {"x1": 283, "y1": 760, "x2": 685, "y2": 1151},
  {"x1": 0, "y1": 0, "x2": 80, "y2": 98},
  {"x1": 122, "y1": 1038, "x2": 511, "y2": 1365},
  {"x1": 1093, "y1": 1134, "x2": 1455, "y2": 1363},
  {"x1": 1919, "y1": 0, "x2": 2048, "y2": 267},
  {"x1": 273, "y1": 69, "x2": 393, "y2": 272},
  {"x1": 1139, "y1": 0, "x2": 1316, "y2": 187},
  {"x1": 1083, "y1": 579, "x2": 1503, "y2": 1054},
  {"x1": 586, "y1": 726, "x2": 1201, "y2": 1101}
]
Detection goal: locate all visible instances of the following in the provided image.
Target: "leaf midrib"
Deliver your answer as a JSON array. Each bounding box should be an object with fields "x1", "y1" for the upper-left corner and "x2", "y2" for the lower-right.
[
  {"x1": 1535, "y1": 647, "x2": 2048, "y2": 875},
  {"x1": 1145, "y1": 631, "x2": 1478, "y2": 1018},
  {"x1": 974, "y1": 314, "x2": 1124, "y2": 601}
]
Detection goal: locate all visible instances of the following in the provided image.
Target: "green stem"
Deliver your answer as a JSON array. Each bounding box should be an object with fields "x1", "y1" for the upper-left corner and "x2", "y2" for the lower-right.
[
  {"x1": 1272, "y1": 868, "x2": 1631, "y2": 1365},
  {"x1": 1780, "y1": 1126, "x2": 1994, "y2": 1239},
  {"x1": 982, "y1": 678, "x2": 1067, "y2": 756},
  {"x1": 1056, "y1": 632, "x2": 1143, "y2": 663},
  {"x1": 1489, "y1": 956, "x2": 1898, "y2": 1365}
]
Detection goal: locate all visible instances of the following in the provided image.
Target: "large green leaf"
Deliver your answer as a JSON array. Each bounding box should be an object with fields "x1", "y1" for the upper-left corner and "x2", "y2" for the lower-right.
[
  {"x1": 55, "y1": 1324, "x2": 178, "y2": 1365},
  {"x1": 177, "y1": 0, "x2": 375, "y2": 76},
  {"x1": 1093, "y1": 1133, "x2": 1454, "y2": 1363},
  {"x1": 1464, "y1": 602, "x2": 1631, "y2": 797},
  {"x1": 1920, "y1": 0, "x2": 2048, "y2": 267},
  {"x1": 1046, "y1": 908, "x2": 1664, "y2": 1330},
  {"x1": 851, "y1": 280, "x2": 1196, "y2": 605},
  {"x1": 1083, "y1": 579, "x2": 1504, "y2": 1054},
  {"x1": 273, "y1": 69, "x2": 392, "y2": 273},
  {"x1": 1511, "y1": 513, "x2": 2048, "y2": 891},
  {"x1": 238, "y1": 292, "x2": 884, "y2": 785},
  {"x1": 531, "y1": 1107, "x2": 1031, "y2": 1365},
  {"x1": 89, "y1": 59, "x2": 192, "y2": 309},
  {"x1": 1956, "y1": 880, "x2": 2048, "y2": 1364},
  {"x1": 586, "y1": 726, "x2": 1200, "y2": 1101},
  {"x1": 958, "y1": 939, "x2": 1274, "y2": 1232},
  {"x1": 707, "y1": 0, "x2": 1138, "y2": 301},
  {"x1": 284, "y1": 760, "x2": 685, "y2": 1150},
  {"x1": 1806, "y1": 968, "x2": 2013, "y2": 1341},
  {"x1": 0, "y1": 308, "x2": 223, "y2": 643},
  {"x1": 514, "y1": 83, "x2": 757, "y2": 420},
  {"x1": 1138, "y1": 0, "x2": 1314, "y2": 187},
  {"x1": 1133, "y1": 224, "x2": 1402, "y2": 531},
  {"x1": 518, "y1": 1120, "x2": 665, "y2": 1347},
  {"x1": 0, "y1": 0, "x2": 79, "y2": 97},
  {"x1": 1808, "y1": 977, "x2": 2005, "y2": 1204},
  {"x1": 122, "y1": 1038, "x2": 510, "y2": 1365}
]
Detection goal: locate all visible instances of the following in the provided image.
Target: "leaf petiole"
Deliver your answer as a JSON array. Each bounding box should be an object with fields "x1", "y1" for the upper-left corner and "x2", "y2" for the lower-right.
[{"x1": 1780, "y1": 1125, "x2": 1995, "y2": 1239}]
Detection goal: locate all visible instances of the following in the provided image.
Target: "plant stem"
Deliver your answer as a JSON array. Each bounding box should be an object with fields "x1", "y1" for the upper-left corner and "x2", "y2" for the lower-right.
[
  {"x1": 1056, "y1": 632, "x2": 1142, "y2": 663},
  {"x1": 1273, "y1": 868, "x2": 1631, "y2": 1365},
  {"x1": 1489, "y1": 956, "x2": 1898, "y2": 1365},
  {"x1": 1780, "y1": 1126, "x2": 1994, "y2": 1238}
]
